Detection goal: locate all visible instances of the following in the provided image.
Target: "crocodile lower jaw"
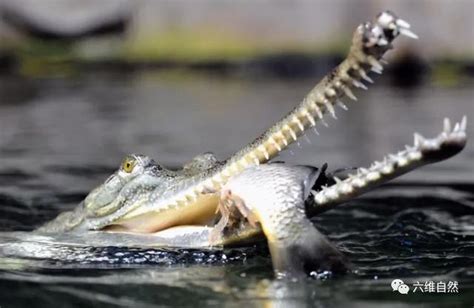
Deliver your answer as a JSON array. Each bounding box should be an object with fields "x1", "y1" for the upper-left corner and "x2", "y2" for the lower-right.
[{"x1": 104, "y1": 194, "x2": 219, "y2": 233}]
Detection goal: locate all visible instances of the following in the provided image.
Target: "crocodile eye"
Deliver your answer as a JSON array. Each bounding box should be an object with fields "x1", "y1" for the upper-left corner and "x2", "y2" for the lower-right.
[{"x1": 121, "y1": 157, "x2": 136, "y2": 173}]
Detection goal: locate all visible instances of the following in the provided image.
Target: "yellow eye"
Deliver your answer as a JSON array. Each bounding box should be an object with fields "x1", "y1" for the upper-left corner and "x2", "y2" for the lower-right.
[{"x1": 121, "y1": 157, "x2": 136, "y2": 173}]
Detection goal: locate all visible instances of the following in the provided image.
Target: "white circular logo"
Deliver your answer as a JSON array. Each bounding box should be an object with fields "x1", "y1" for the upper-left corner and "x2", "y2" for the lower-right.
[{"x1": 391, "y1": 279, "x2": 410, "y2": 294}]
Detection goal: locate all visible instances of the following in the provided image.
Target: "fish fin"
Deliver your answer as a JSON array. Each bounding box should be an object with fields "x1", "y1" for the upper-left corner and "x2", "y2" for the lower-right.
[{"x1": 268, "y1": 225, "x2": 349, "y2": 278}]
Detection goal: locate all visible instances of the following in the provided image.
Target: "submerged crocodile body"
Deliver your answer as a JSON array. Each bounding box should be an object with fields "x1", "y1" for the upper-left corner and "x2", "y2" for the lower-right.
[{"x1": 37, "y1": 11, "x2": 468, "y2": 276}]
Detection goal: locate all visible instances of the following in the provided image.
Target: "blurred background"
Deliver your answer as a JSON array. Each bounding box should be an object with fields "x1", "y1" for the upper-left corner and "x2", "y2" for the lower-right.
[{"x1": 0, "y1": 1, "x2": 474, "y2": 307}]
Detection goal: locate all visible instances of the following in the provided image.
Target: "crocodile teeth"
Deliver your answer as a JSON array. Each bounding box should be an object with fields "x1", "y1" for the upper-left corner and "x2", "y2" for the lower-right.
[
  {"x1": 353, "y1": 80, "x2": 368, "y2": 90},
  {"x1": 277, "y1": 132, "x2": 288, "y2": 146},
  {"x1": 269, "y1": 136, "x2": 282, "y2": 151},
  {"x1": 315, "y1": 193, "x2": 326, "y2": 205},
  {"x1": 414, "y1": 133, "x2": 425, "y2": 147},
  {"x1": 340, "y1": 182, "x2": 353, "y2": 194},
  {"x1": 453, "y1": 122, "x2": 460, "y2": 132},
  {"x1": 353, "y1": 178, "x2": 366, "y2": 188},
  {"x1": 359, "y1": 70, "x2": 373, "y2": 83},
  {"x1": 312, "y1": 127, "x2": 320, "y2": 136},
  {"x1": 250, "y1": 153, "x2": 260, "y2": 165},
  {"x1": 254, "y1": 158, "x2": 260, "y2": 165},
  {"x1": 397, "y1": 156, "x2": 409, "y2": 167},
  {"x1": 381, "y1": 163, "x2": 394, "y2": 174},
  {"x1": 408, "y1": 150, "x2": 422, "y2": 160},
  {"x1": 293, "y1": 116, "x2": 304, "y2": 131},
  {"x1": 311, "y1": 103, "x2": 324, "y2": 119},
  {"x1": 367, "y1": 171, "x2": 380, "y2": 181},
  {"x1": 443, "y1": 117, "x2": 451, "y2": 133},
  {"x1": 337, "y1": 100, "x2": 348, "y2": 111},
  {"x1": 400, "y1": 28, "x2": 419, "y2": 39},
  {"x1": 460, "y1": 115, "x2": 467, "y2": 131},
  {"x1": 258, "y1": 145, "x2": 270, "y2": 160},
  {"x1": 324, "y1": 99, "x2": 337, "y2": 119},
  {"x1": 303, "y1": 110, "x2": 316, "y2": 126},
  {"x1": 389, "y1": 153, "x2": 399, "y2": 160},
  {"x1": 368, "y1": 56, "x2": 383, "y2": 73},
  {"x1": 396, "y1": 18, "x2": 411, "y2": 29},
  {"x1": 343, "y1": 87, "x2": 357, "y2": 101},
  {"x1": 327, "y1": 187, "x2": 339, "y2": 200},
  {"x1": 371, "y1": 67, "x2": 382, "y2": 74},
  {"x1": 372, "y1": 161, "x2": 382, "y2": 169},
  {"x1": 284, "y1": 124, "x2": 298, "y2": 141}
]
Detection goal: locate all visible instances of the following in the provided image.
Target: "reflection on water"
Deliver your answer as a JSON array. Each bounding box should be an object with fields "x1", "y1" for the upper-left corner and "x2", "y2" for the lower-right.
[{"x1": 0, "y1": 72, "x2": 473, "y2": 307}]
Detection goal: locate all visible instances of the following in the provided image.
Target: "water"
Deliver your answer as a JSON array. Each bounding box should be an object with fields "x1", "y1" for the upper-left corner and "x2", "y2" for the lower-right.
[{"x1": 0, "y1": 71, "x2": 473, "y2": 307}]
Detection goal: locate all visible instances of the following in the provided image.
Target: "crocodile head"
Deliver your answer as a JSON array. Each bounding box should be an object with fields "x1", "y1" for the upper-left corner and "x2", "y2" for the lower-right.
[
  {"x1": 37, "y1": 152, "x2": 223, "y2": 233},
  {"x1": 84, "y1": 152, "x2": 220, "y2": 214},
  {"x1": 82, "y1": 153, "x2": 222, "y2": 233}
]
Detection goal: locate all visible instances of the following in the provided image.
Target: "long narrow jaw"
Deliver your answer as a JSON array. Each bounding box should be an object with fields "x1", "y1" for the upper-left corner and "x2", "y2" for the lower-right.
[
  {"x1": 308, "y1": 117, "x2": 468, "y2": 215},
  {"x1": 143, "y1": 10, "x2": 420, "y2": 214}
]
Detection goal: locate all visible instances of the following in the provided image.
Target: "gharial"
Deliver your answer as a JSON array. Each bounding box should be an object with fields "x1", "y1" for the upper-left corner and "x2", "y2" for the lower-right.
[{"x1": 37, "y1": 11, "x2": 468, "y2": 277}]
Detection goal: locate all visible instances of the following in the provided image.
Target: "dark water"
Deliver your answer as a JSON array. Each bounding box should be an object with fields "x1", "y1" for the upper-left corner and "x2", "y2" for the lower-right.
[{"x1": 0, "y1": 71, "x2": 473, "y2": 307}]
